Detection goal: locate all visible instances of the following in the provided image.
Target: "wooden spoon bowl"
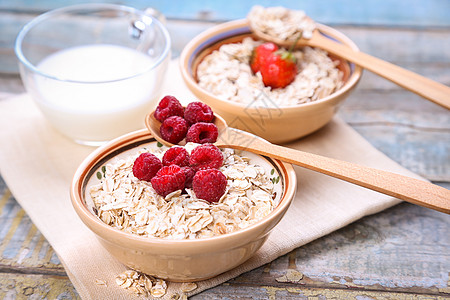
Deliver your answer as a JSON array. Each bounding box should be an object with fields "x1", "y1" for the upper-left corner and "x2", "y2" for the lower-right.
[{"x1": 145, "y1": 111, "x2": 228, "y2": 147}]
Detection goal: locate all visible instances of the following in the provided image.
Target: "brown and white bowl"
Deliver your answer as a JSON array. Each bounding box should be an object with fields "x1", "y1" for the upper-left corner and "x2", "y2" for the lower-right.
[
  {"x1": 180, "y1": 19, "x2": 363, "y2": 143},
  {"x1": 70, "y1": 129, "x2": 296, "y2": 281}
]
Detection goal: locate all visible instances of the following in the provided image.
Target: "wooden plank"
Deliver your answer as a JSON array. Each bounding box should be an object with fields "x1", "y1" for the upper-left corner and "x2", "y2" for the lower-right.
[
  {"x1": 284, "y1": 202, "x2": 449, "y2": 293},
  {"x1": 337, "y1": 27, "x2": 450, "y2": 64},
  {"x1": 0, "y1": 273, "x2": 79, "y2": 299},
  {"x1": 1, "y1": 0, "x2": 450, "y2": 27},
  {"x1": 2, "y1": 17, "x2": 450, "y2": 76},
  {"x1": 338, "y1": 89, "x2": 450, "y2": 181},
  {"x1": 0, "y1": 182, "x2": 65, "y2": 274},
  {"x1": 192, "y1": 284, "x2": 450, "y2": 299},
  {"x1": 201, "y1": 202, "x2": 450, "y2": 298}
]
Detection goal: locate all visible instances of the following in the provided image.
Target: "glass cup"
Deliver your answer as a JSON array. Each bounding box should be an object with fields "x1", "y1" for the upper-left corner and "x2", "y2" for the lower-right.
[{"x1": 15, "y1": 3, "x2": 171, "y2": 146}]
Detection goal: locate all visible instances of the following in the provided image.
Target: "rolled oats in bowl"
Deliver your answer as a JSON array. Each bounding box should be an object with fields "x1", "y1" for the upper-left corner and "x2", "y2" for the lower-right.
[
  {"x1": 196, "y1": 37, "x2": 344, "y2": 107},
  {"x1": 87, "y1": 142, "x2": 282, "y2": 240},
  {"x1": 181, "y1": 15, "x2": 361, "y2": 143}
]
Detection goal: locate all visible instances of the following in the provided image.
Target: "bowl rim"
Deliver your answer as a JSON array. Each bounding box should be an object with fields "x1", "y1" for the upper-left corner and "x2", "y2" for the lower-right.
[
  {"x1": 70, "y1": 129, "x2": 297, "y2": 251},
  {"x1": 179, "y1": 19, "x2": 362, "y2": 113}
]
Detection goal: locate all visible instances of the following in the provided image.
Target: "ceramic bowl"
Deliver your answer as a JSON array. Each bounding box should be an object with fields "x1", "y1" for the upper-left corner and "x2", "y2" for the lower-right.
[
  {"x1": 70, "y1": 129, "x2": 296, "y2": 282},
  {"x1": 180, "y1": 19, "x2": 362, "y2": 143}
]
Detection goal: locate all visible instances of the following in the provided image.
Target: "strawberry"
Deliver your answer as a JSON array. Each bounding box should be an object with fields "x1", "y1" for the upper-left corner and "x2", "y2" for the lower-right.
[
  {"x1": 250, "y1": 42, "x2": 278, "y2": 74},
  {"x1": 259, "y1": 49, "x2": 297, "y2": 89}
]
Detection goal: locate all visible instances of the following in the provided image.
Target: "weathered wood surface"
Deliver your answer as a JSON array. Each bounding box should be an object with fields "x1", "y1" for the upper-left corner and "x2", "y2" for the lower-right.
[
  {"x1": 1, "y1": 177, "x2": 449, "y2": 299},
  {"x1": 0, "y1": 2, "x2": 449, "y2": 299}
]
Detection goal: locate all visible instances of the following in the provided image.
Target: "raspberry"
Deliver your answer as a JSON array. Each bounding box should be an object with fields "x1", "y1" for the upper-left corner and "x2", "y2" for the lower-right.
[
  {"x1": 182, "y1": 166, "x2": 195, "y2": 189},
  {"x1": 189, "y1": 144, "x2": 223, "y2": 172},
  {"x1": 193, "y1": 169, "x2": 227, "y2": 202},
  {"x1": 184, "y1": 102, "x2": 214, "y2": 125},
  {"x1": 186, "y1": 122, "x2": 218, "y2": 144},
  {"x1": 162, "y1": 147, "x2": 189, "y2": 167},
  {"x1": 132, "y1": 152, "x2": 162, "y2": 182},
  {"x1": 160, "y1": 116, "x2": 188, "y2": 144},
  {"x1": 151, "y1": 165, "x2": 186, "y2": 197},
  {"x1": 154, "y1": 95, "x2": 184, "y2": 122}
]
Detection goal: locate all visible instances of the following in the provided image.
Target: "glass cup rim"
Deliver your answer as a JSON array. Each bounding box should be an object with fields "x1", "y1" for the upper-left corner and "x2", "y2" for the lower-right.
[{"x1": 14, "y1": 3, "x2": 171, "y2": 84}]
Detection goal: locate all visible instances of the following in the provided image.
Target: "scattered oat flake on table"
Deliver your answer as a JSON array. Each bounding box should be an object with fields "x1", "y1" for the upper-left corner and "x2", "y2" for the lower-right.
[
  {"x1": 94, "y1": 279, "x2": 107, "y2": 286},
  {"x1": 115, "y1": 269, "x2": 167, "y2": 297},
  {"x1": 181, "y1": 282, "x2": 198, "y2": 292},
  {"x1": 150, "y1": 278, "x2": 168, "y2": 298}
]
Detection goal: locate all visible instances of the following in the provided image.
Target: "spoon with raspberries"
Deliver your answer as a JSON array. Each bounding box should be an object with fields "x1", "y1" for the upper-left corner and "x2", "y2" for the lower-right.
[{"x1": 146, "y1": 96, "x2": 450, "y2": 214}]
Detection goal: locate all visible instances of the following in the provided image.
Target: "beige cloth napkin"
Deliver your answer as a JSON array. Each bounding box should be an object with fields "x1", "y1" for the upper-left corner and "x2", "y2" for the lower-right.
[{"x1": 0, "y1": 60, "x2": 424, "y2": 298}]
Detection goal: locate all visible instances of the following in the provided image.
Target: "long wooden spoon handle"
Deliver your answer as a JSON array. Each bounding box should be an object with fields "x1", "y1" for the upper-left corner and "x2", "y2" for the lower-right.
[
  {"x1": 227, "y1": 135, "x2": 450, "y2": 214},
  {"x1": 311, "y1": 33, "x2": 450, "y2": 110}
]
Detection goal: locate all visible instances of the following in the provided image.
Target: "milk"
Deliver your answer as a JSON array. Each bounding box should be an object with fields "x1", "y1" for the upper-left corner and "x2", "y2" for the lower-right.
[{"x1": 30, "y1": 44, "x2": 168, "y2": 144}]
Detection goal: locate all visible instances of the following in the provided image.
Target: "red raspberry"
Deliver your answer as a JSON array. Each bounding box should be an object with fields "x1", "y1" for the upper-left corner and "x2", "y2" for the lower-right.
[
  {"x1": 162, "y1": 147, "x2": 189, "y2": 167},
  {"x1": 182, "y1": 166, "x2": 195, "y2": 189},
  {"x1": 186, "y1": 122, "x2": 218, "y2": 144},
  {"x1": 154, "y1": 95, "x2": 184, "y2": 122},
  {"x1": 151, "y1": 165, "x2": 186, "y2": 197},
  {"x1": 160, "y1": 116, "x2": 188, "y2": 144},
  {"x1": 132, "y1": 152, "x2": 162, "y2": 182},
  {"x1": 193, "y1": 169, "x2": 227, "y2": 202},
  {"x1": 184, "y1": 102, "x2": 215, "y2": 125},
  {"x1": 189, "y1": 144, "x2": 223, "y2": 172}
]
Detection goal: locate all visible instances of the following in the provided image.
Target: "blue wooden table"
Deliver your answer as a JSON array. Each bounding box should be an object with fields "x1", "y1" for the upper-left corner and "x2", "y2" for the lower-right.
[{"x1": 0, "y1": 1, "x2": 449, "y2": 299}]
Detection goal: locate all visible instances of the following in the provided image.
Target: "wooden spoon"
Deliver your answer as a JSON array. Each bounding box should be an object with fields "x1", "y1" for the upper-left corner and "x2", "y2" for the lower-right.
[
  {"x1": 146, "y1": 112, "x2": 450, "y2": 214},
  {"x1": 250, "y1": 20, "x2": 450, "y2": 110}
]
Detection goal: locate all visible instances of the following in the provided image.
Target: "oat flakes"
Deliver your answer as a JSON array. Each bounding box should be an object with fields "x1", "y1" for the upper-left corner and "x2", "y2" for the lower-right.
[
  {"x1": 94, "y1": 279, "x2": 107, "y2": 286},
  {"x1": 114, "y1": 269, "x2": 171, "y2": 298},
  {"x1": 89, "y1": 143, "x2": 279, "y2": 240},
  {"x1": 196, "y1": 37, "x2": 343, "y2": 107},
  {"x1": 248, "y1": 5, "x2": 316, "y2": 40},
  {"x1": 180, "y1": 282, "x2": 198, "y2": 293}
]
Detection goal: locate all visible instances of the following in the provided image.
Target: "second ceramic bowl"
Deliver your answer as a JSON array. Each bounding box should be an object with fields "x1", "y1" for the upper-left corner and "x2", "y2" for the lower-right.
[{"x1": 180, "y1": 19, "x2": 362, "y2": 143}]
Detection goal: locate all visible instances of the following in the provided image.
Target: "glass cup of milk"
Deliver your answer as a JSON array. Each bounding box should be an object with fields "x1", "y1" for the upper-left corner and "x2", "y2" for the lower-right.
[{"x1": 15, "y1": 3, "x2": 171, "y2": 146}]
